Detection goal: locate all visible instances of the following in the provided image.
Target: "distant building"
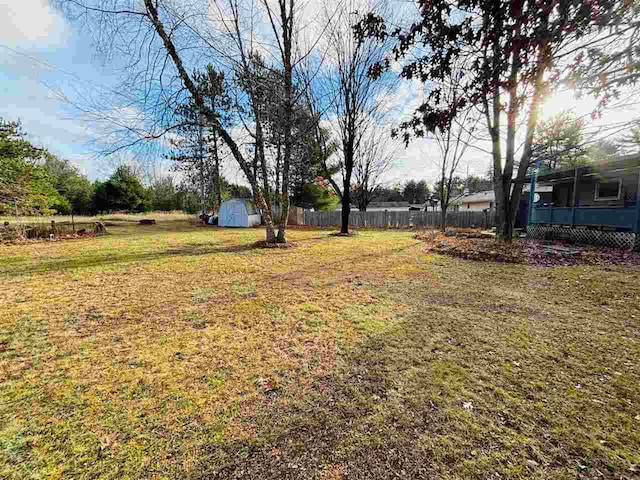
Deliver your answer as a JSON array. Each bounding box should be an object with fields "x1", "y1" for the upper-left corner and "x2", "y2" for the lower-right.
[
  {"x1": 333, "y1": 202, "x2": 429, "y2": 212},
  {"x1": 459, "y1": 190, "x2": 496, "y2": 212},
  {"x1": 459, "y1": 185, "x2": 553, "y2": 213}
]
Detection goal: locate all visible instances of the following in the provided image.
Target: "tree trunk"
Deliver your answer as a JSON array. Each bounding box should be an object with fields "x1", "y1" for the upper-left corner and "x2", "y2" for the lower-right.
[
  {"x1": 277, "y1": 193, "x2": 290, "y2": 242},
  {"x1": 506, "y1": 41, "x2": 550, "y2": 240},
  {"x1": 212, "y1": 129, "x2": 222, "y2": 210},
  {"x1": 341, "y1": 190, "x2": 351, "y2": 234},
  {"x1": 341, "y1": 173, "x2": 351, "y2": 234},
  {"x1": 255, "y1": 189, "x2": 276, "y2": 242},
  {"x1": 501, "y1": 199, "x2": 514, "y2": 240},
  {"x1": 277, "y1": 135, "x2": 291, "y2": 243},
  {"x1": 274, "y1": 141, "x2": 281, "y2": 206},
  {"x1": 275, "y1": 0, "x2": 294, "y2": 244},
  {"x1": 255, "y1": 120, "x2": 273, "y2": 224},
  {"x1": 440, "y1": 206, "x2": 447, "y2": 231},
  {"x1": 209, "y1": 94, "x2": 223, "y2": 212},
  {"x1": 143, "y1": 0, "x2": 276, "y2": 242},
  {"x1": 495, "y1": 175, "x2": 511, "y2": 240},
  {"x1": 488, "y1": 86, "x2": 509, "y2": 240}
]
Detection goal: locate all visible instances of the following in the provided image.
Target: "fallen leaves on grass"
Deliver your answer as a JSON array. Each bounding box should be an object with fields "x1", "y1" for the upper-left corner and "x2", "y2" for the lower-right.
[
  {"x1": 415, "y1": 232, "x2": 640, "y2": 267},
  {"x1": 252, "y1": 240, "x2": 296, "y2": 249}
]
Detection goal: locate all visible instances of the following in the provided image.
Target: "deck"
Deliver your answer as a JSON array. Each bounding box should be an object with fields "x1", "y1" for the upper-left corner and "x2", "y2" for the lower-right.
[{"x1": 530, "y1": 205, "x2": 640, "y2": 232}]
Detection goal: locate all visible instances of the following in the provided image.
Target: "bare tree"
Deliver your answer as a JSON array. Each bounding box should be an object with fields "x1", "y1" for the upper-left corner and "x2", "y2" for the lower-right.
[
  {"x1": 429, "y1": 64, "x2": 482, "y2": 230},
  {"x1": 259, "y1": 0, "x2": 296, "y2": 241},
  {"x1": 351, "y1": 124, "x2": 398, "y2": 211},
  {"x1": 321, "y1": 0, "x2": 394, "y2": 234}
]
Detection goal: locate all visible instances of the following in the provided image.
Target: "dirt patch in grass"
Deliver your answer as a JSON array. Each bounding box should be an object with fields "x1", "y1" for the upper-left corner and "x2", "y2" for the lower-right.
[
  {"x1": 415, "y1": 232, "x2": 640, "y2": 267},
  {"x1": 253, "y1": 240, "x2": 296, "y2": 249}
]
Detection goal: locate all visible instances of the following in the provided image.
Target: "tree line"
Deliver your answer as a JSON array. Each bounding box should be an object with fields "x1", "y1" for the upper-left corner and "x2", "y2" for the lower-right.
[{"x1": 0, "y1": 118, "x2": 254, "y2": 216}]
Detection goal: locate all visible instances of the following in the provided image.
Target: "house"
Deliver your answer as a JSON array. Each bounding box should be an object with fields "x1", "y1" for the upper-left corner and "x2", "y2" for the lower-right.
[
  {"x1": 459, "y1": 190, "x2": 496, "y2": 212},
  {"x1": 337, "y1": 202, "x2": 428, "y2": 212},
  {"x1": 459, "y1": 185, "x2": 553, "y2": 227},
  {"x1": 460, "y1": 185, "x2": 553, "y2": 212},
  {"x1": 218, "y1": 198, "x2": 262, "y2": 227},
  {"x1": 527, "y1": 154, "x2": 640, "y2": 249}
]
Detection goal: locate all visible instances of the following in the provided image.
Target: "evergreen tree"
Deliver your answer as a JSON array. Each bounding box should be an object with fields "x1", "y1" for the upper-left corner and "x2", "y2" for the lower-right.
[
  {"x1": 93, "y1": 166, "x2": 150, "y2": 213},
  {"x1": 0, "y1": 119, "x2": 67, "y2": 215}
]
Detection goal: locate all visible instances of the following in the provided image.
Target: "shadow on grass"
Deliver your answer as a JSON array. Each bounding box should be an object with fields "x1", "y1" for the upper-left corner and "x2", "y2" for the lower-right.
[
  {"x1": 190, "y1": 281, "x2": 622, "y2": 480},
  {"x1": 1, "y1": 233, "x2": 419, "y2": 279},
  {"x1": 198, "y1": 323, "x2": 440, "y2": 479},
  {"x1": 0, "y1": 242, "x2": 260, "y2": 277}
]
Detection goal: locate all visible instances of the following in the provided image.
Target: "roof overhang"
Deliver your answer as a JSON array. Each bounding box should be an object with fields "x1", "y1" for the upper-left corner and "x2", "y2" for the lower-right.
[{"x1": 527, "y1": 154, "x2": 640, "y2": 183}]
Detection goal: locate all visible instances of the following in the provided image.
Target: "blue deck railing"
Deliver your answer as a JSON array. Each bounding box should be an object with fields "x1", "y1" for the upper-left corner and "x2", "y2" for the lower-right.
[{"x1": 531, "y1": 205, "x2": 640, "y2": 232}]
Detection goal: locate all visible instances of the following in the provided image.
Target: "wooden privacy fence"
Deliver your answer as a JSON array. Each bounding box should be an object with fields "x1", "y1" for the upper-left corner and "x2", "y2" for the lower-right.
[
  {"x1": 271, "y1": 206, "x2": 305, "y2": 225},
  {"x1": 303, "y1": 210, "x2": 495, "y2": 229}
]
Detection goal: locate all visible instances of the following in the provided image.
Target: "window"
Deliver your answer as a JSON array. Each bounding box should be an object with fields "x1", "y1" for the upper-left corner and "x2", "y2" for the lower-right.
[{"x1": 595, "y1": 179, "x2": 621, "y2": 201}]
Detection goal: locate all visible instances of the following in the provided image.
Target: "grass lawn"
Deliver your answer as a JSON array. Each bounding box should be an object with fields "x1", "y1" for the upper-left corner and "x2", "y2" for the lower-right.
[{"x1": 1, "y1": 222, "x2": 639, "y2": 479}]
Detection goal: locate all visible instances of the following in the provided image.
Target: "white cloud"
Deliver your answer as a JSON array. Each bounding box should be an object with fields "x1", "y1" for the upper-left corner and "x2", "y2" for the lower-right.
[{"x1": 0, "y1": 0, "x2": 70, "y2": 49}]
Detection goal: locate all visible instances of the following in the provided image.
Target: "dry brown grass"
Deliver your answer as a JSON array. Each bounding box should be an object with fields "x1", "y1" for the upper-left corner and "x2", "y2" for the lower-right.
[
  {"x1": 1, "y1": 222, "x2": 639, "y2": 479},
  {"x1": 0, "y1": 211, "x2": 193, "y2": 226}
]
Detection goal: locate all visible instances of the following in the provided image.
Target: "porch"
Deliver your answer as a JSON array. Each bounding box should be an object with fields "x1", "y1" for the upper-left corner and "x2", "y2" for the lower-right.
[
  {"x1": 527, "y1": 156, "x2": 640, "y2": 234},
  {"x1": 530, "y1": 204, "x2": 639, "y2": 231}
]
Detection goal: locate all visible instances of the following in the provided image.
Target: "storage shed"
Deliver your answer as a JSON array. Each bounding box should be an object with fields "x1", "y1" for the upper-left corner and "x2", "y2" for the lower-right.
[{"x1": 218, "y1": 198, "x2": 262, "y2": 227}]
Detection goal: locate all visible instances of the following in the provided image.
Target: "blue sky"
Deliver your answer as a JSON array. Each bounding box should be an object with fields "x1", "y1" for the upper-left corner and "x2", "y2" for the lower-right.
[{"x1": 0, "y1": 0, "x2": 129, "y2": 180}]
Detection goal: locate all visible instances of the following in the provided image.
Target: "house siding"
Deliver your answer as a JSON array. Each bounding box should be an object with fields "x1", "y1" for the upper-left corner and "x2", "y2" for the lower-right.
[
  {"x1": 528, "y1": 155, "x2": 640, "y2": 239},
  {"x1": 463, "y1": 201, "x2": 493, "y2": 212},
  {"x1": 573, "y1": 172, "x2": 639, "y2": 207}
]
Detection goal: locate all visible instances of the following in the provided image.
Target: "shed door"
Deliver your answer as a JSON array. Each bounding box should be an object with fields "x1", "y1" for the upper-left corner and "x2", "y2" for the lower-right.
[
  {"x1": 233, "y1": 202, "x2": 245, "y2": 226},
  {"x1": 224, "y1": 201, "x2": 245, "y2": 227},
  {"x1": 222, "y1": 203, "x2": 236, "y2": 226}
]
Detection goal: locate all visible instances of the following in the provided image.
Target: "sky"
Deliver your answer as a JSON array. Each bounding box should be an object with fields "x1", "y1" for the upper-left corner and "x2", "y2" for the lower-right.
[
  {"x1": 0, "y1": 0, "x2": 111, "y2": 178},
  {"x1": 1, "y1": 0, "x2": 638, "y2": 187}
]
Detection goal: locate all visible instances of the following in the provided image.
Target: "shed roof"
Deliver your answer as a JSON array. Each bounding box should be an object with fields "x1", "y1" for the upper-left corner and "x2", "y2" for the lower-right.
[{"x1": 222, "y1": 198, "x2": 258, "y2": 215}]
